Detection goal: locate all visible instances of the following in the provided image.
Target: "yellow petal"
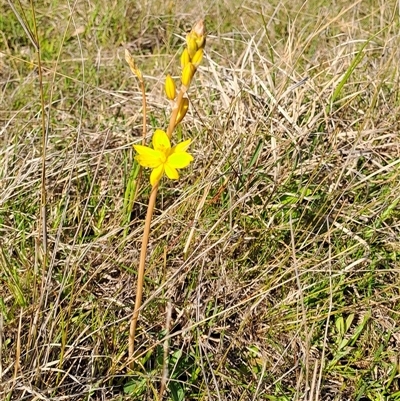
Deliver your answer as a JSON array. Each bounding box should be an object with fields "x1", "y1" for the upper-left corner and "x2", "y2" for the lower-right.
[
  {"x1": 134, "y1": 145, "x2": 163, "y2": 168},
  {"x1": 172, "y1": 138, "x2": 191, "y2": 153},
  {"x1": 150, "y1": 164, "x2": 165, "y2": 186},
  {"x1": 164, "y1": 164, "x2": 179, "y2": 180},
  {"x1": 152, "y1": 130, "x2": 171, "y2": 153},
  {"x1": 168, "y1": 152, "x2": 194, "y2": 169},
  {"x1": 134, "y1": 144, "x2": 155, "y2": 155}
]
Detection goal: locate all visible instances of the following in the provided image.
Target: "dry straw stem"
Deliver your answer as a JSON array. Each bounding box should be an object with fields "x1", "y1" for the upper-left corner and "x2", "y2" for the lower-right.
[
  {"x1": 128, "y1": 183, "x2": 159, "y2": 363},
  {"x1": 128, "y1": 20, "x2": 206, "y2": 365},
  {"x1": 125, "y1": 49, "x2": 147, "y2": 146}
]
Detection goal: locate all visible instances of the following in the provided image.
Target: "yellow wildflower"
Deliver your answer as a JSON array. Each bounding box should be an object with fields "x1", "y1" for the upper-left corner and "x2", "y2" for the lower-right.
[{"x1": 134, "y1": 130, "x2": 193, "y2": 186}]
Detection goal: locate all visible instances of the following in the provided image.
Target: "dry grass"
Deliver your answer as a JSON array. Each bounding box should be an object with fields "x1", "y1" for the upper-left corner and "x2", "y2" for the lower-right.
[{"x1": 1, "y1": 0, "x2": 400, "y2": 400}]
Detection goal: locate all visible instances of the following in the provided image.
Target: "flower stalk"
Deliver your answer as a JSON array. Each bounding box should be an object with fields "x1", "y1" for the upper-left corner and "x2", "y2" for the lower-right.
[{"x1": 128, "y1": 20, "x2": 206, "y2": 366}]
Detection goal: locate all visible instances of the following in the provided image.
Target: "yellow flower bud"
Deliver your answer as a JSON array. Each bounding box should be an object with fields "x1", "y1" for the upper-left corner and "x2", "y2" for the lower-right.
[
  {"x1": 181, "y1": 62, "x2": 196, "y2": 88},
  {"x1": 195, "y1": 35, "x2": 206, "y2": 50},
  {"x1": 192, "y1": 20, "x2": 206, "y2": 49},
  {"x1": 186, "y1": 34, "x2": 198, "y2": 58},
  {"x1": 191, "y1": 48, "x2": 203, "y2": 67},
  {"x1": 165, "y1": 74, "x2": 176, "y2": 100},
  {"x1": 175, "y1": 97, "x2": 189, "y2": 125},
  {"x1": 180, "y1": 48, "x2": 190, "y2": 69}
]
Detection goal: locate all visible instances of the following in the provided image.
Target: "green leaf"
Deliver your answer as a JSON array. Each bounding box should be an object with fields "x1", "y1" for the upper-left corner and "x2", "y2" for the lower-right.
[{"x1": 170, "y1": 381, "x2": 185, "y2": 401}]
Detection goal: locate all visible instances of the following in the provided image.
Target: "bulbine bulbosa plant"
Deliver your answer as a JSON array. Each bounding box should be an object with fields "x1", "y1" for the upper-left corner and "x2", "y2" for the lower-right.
[{"x1": 125, "y1": 20, "x2": 206, "y2": 366}]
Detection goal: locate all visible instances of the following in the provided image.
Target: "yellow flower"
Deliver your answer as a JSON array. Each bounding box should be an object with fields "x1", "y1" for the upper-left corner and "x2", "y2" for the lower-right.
[{"x1": 134, "y1": 130, "x2": 194, "y2": 186}]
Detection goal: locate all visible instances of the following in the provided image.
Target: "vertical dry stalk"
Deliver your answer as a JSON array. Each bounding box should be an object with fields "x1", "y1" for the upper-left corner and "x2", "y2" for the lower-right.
[{"x1": 128, "y1": 183, "x2": 158, "y2": 361}]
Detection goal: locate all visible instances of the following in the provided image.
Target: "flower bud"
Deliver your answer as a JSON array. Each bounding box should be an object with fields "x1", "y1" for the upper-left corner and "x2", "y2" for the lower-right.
[
  {"x1": 192, "y1": 20, "x2": 206, "y2": 49},
  {"x1": 195, "y1": 35, "x2": 206, "y2": 50},
  {"x1": 165, "y1": 74, "x2": 176, "y2": 100},
  {"x1": 181, "y1": 62, "x2": 196, "y2": 88},
  {"x1": 191, "y1": 48, "x2": 203, "y2": 67},
  {"x1": 175, "y1": 97, "x2": 189, "y2": 125},
  {"x1": 192, "y1": 20, "x2": 205, "y2": 38},
  {"x1": 186, "y1": 34, "x2": 198, "y2": 58},
  {"x1": 180, "y1": 48, "x2": 190, "y2": 69}
]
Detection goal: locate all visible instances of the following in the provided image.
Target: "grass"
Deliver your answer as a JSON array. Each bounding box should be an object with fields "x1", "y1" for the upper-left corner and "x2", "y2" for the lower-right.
[{"x1": 1, "y1": 0, "x2": 400, "y2": 399}]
